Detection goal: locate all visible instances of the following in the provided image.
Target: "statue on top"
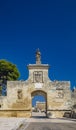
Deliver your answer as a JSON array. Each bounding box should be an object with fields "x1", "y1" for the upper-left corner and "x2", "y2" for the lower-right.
[{"x1": 36, "y1": 48, "x2": 41, "y2": 64}]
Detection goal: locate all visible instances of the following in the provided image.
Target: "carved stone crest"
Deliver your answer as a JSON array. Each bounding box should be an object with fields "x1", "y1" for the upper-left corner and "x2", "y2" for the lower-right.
[
  {"x1": 17, "y1": 89, "x2": 23, "y2": 99},
  {"x1": 33, "y1": 71, "x2": 43, "y2": 83}
]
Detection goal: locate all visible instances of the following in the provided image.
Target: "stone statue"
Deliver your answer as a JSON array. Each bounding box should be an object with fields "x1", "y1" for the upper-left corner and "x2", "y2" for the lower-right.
[
  {"x1": 18, "y1": 90, "x2": 22, "y2": 99},
  {"x1": 36, "y1": 49, "x2": 41, "y2": 64}
]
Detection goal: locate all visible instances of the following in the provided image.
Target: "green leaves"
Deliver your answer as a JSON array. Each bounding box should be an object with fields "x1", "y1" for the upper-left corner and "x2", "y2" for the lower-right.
[{"x1": 0, "y1": 59, "x2": 20, "y2": 82}]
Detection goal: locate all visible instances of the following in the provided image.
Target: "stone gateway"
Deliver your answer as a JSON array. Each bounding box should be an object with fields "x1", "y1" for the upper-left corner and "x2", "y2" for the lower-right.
[{"x1": 0, "y1": 49, "x2": 73, "y2": 118}]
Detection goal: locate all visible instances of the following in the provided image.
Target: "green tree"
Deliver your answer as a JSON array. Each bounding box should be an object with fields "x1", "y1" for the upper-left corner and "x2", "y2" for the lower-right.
[{"x1": 0, "y1": 59, "x2": 20, "y2": 83}]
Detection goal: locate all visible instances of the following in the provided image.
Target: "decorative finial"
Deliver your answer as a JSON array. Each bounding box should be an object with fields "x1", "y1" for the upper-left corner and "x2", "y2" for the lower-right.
[{"x1": 36, "y1": 48, "x2": 41, "y2": 64}]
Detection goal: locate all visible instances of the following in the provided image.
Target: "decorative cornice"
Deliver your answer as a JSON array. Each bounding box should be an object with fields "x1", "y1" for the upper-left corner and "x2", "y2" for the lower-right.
[{"x1": 27, "y1": 64, "x2": 50, "y2": 69}]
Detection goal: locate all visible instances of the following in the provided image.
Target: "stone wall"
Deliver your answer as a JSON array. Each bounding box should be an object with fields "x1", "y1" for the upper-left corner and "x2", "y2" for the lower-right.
[
  {"x1": 0, "y1": 110, "x2": 31, "y2": 117},
  {"x1": 0, "y1": 50, "x2": 72, "y2": 118}
]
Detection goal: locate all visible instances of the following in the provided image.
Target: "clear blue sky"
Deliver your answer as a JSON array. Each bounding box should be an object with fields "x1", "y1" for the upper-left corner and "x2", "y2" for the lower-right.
[{"x1": 0, "y1": 0, "x2": 76, "y2": 90}]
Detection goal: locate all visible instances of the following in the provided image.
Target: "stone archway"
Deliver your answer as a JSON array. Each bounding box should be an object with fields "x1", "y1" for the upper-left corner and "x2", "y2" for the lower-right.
[
  {"x1": 0, "y1": 49, "x2": 71, "y2": 118},
  {"x1": 31, "y1": 90, "x2": 47, "y2": 117}
]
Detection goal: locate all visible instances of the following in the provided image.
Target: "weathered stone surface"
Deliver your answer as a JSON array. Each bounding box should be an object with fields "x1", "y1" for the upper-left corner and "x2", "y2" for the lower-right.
[{"x1": 0, "y1": 50, "x2": 72, "y2": 118}]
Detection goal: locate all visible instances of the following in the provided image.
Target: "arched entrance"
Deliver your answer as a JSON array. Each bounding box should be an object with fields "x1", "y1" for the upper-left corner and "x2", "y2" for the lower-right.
[{"x1": 31, "y1": 90, "x2": 47, "y2": 118}]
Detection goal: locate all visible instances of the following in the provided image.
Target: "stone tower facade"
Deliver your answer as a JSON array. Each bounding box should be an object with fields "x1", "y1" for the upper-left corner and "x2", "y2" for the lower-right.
[{"x1": 0, "y1": 49, "x2": 72, "y2": 117}]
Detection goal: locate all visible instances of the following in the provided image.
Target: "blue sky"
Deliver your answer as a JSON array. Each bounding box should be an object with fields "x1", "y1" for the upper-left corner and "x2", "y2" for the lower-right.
[
  {"x1": 32, "y1": 95, "x2": 45, "y2": 107},
  {"x1": 0, "y1": 0, "x2": 76, "y2": 91}
]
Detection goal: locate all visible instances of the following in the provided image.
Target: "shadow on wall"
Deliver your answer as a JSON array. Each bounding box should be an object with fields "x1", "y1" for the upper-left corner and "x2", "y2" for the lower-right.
[{"x1": 63, "y1": 111, "x2": 76, "y2": 119}]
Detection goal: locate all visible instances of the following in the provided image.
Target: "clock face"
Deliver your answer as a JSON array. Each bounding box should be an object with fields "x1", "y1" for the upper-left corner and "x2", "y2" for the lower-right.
[{"x1": 33, "y1": 71, "x2": 43, "y2": 83}]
